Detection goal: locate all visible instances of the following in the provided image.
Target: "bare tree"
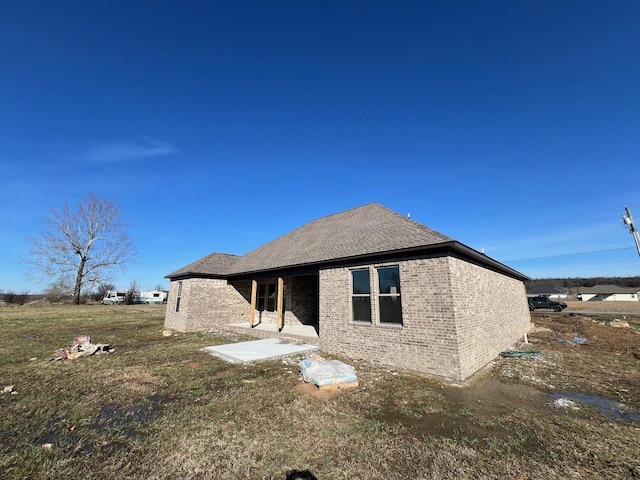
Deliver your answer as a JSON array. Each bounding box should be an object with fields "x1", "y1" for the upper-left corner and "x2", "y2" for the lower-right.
[
  {"x1": 44, "y1": 277, "x2": 73, "y2": 302},
  {"x1": 26, "y1": 194, "x2": 136, "y2": 304},
  {"x1": 94, "y1": 283, "x2": 116, "y2": 302},
  {"x1": 3, "y1": 290, "x2": 30, "y2": 305},
  {"x1": 124, "y1": 279, "x2": 140, "y2": 305},
  {"x1": 17, "y1": 290, "x2": 30, "y2": 305}
]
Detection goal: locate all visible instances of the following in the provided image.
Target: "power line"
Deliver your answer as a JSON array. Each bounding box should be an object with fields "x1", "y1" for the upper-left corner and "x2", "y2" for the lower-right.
[{"x1": 505, "y1": 246, "x2": 635, "y2": 263}]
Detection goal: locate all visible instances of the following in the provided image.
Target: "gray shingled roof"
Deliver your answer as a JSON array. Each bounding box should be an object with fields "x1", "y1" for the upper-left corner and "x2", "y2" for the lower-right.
[
  {"x1": 228, "y1": 203, "x2": 452, "y2": 274},
  {"x1": 166, "y1": 252, "x2": 239, "y2": 278},
  {"x1": 166, "y1": 203, "x2": 526, "y2": 280},
  {"x1": 526, "y1": 285, "x2": 567, "y2": 296},
  {"x1": 579, "y1": 284, "x2": 639, "y2": 294}
]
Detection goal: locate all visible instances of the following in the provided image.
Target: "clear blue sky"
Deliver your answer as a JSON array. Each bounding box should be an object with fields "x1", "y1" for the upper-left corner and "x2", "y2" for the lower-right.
[{"x1": 2, "y1": 1, "x2": 640, "y2": 293}]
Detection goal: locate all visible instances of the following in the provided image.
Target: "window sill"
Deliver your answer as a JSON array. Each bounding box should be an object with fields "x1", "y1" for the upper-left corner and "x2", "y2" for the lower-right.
[
  {"x1": 348, "y1": 321, "x2": 403, "y2": 330},
  {"x1": 350, "y1": 321, "x2": 373, "y2": 327},
  {"x1": 377, "y1": 322, "x2": 404, "y2": 330}
]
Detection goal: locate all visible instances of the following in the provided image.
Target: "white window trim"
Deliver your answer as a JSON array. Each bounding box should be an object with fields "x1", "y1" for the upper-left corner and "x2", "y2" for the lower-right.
[
  {"x1": 349, "y1": 264, "x2": 403, "y2": 326},
  {"x1": 351, "y1": 268, "x2": 372, "y2": 323},
  {"x1": 376, "y1": 265, "x2": 402, "y2": 325}
]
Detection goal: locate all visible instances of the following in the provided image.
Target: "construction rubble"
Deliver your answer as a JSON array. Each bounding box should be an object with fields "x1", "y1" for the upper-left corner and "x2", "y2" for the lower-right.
[{"x1": 50, "y1": 335, "x2": 113, "y2": 361}]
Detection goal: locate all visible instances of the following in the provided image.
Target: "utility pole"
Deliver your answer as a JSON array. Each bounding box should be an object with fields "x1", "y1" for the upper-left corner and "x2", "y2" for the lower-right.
[{"x1": 622, "y1": 206, "x2": 640, "y2": 259}]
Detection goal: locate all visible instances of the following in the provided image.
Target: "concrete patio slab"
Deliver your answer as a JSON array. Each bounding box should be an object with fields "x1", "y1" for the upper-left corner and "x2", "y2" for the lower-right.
[{"x1": 203, "y1": 338, "x2": 319, "y2": 364}]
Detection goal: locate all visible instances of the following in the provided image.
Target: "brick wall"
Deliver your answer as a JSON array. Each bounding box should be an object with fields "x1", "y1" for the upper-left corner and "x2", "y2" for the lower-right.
[
  {"x1": 318, "y1": 256, "x2": 531, "y2": 382},
  {"x1": 164, "y1": 278, "x2": 250, "y2": 332},
  {"x1": 165, "y1": 258, "x2": 530, "y2": 383},
  {"x1": 287, "y1": 275, "x2": 319, "y2": 326},
  {"x1": 164, "y1": 274, "x2": 319, "y2": 332},
  {"x1": 448, "y1": 256, "x2": 531, "y2": 380}
]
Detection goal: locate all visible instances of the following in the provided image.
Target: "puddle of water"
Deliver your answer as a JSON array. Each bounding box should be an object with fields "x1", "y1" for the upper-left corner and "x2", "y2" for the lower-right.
[
  {"x1": 442, "y1": 376, "x2": 546, "y2": 417},
  {"x1": 375, "y1": 377, "x2": 548, "y2": 443},
  {"x1": 374, "y1": 374, "x2": 639, "y2": 449},
  {"x1": 550, "y1": 392, "x2": 640, "y2": 423},
  {"x1": 439, "y1": 378, "x2": 639, "y2": 425}
]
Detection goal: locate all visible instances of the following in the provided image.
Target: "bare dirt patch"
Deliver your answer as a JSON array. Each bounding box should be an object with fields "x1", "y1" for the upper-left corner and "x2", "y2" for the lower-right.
[
  {"x1": 499, "y1": 311, "x2": 640, "y2": 408},
  {"x1": 296, "y1": 382, "x2": 341, "y2": 399}
]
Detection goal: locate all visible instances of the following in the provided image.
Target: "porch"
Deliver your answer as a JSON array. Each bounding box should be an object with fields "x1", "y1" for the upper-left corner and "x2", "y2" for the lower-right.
[{"x1": 224, "y1": 321, "x2": 319, "y2": 340}]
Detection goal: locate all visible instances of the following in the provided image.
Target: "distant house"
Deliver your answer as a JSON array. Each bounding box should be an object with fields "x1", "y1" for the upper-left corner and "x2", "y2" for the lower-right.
[
  {"x1": 578, "y1": 284, "x2": 639, "y2": 302},
  {"x1": 164, "y1": 203, "x2": 531, "y2": 383},
  {"x1": 526, "y1": 285, "x2": 568, "y2": 299}
]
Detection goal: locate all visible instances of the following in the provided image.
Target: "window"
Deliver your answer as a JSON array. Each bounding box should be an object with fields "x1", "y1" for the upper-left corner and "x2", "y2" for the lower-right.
[
  {"x1": 377, "y1": 266, "x2": 402, "y2": 324},
  {"x1": 351, "y1": 269, "x2": 371, "y2": 322},
  {"x1": 175, "y1": 281, "x2": 182, "y2": 312},
  {"x1": 257, "y1": 282, "x2": 277, "y2": 312}
]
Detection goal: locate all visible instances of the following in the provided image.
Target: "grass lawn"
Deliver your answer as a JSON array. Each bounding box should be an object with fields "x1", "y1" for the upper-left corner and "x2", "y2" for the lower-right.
[{"x1": 1, "y1": 303, "x2": 639, "y2": 479}]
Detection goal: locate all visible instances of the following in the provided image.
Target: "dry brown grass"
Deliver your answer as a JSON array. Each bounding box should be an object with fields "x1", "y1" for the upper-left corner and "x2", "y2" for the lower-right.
[
  {"x1": 1, "y1": 304, "x2": 639, "y2": 479},
  {"x1": 565, "y1": 300, "x2": 640, "y2": 313}
]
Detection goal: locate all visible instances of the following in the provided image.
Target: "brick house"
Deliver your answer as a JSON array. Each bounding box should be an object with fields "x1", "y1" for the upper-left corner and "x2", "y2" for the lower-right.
[
  {"x1": 164, "y1": 203, "x2": 531, "y2": 382},
  {"x1": 577, "y1": 284, "x2": 639, "y2": 302}
]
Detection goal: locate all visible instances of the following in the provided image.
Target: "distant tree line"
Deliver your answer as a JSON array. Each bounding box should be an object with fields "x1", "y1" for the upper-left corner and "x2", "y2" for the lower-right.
[
  {"x1": 525, "y1": 276, "x2": 640, "y2": 291},
  {"x1": 0, "y1": 288, "x2": 96, "y2": 305},
  {"x1": 1, "y1": 280, "x2": 166, "y2": 305},
  {"x1": 0, "y1": 290, "x2": 33, "y2": 305}
]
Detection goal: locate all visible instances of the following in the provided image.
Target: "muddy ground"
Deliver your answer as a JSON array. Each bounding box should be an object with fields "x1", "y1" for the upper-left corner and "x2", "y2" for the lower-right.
[{"x1": 492, "y1": 309, "x2": 640, "y2": 412}]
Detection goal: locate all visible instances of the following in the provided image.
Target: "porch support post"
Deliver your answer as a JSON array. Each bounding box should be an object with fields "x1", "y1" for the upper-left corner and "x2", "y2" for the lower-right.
[
  {"x1": 250, "y1": 279, "x2": 257, "y2": 327},
  {"x1": 276, "y1": 277, "x2": 284, "y2": 331}
]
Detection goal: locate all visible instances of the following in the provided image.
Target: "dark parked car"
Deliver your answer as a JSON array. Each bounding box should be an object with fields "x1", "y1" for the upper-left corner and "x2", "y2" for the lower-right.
[{"x1": 528, "y1": 295, "x2": 567, "y2": 312}]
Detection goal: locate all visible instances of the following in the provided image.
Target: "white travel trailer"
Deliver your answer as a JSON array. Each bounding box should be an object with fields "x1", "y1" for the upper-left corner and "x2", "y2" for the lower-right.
[
  {"x1": 102, "y1": 290, "x2": 127, "y2": 305},
  {"x1": 135, "y1": 290, "x2": 167, "y2": 304},
  {"x1": 102, "y1": 289, "x2": 167, "y2": 305}
]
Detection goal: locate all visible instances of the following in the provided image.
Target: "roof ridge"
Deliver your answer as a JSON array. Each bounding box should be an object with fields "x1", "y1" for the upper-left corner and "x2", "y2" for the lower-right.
[
  {"x1": 227, "y1": 203, "x2": 452, "y2": 274},
  {"x1": 166, "y1": 203, "x2": 526, "y2": 281}
]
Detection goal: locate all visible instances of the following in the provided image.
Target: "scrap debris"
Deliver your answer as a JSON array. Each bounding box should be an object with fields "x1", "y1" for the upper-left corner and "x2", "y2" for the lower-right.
[
  {"x1": 609, "y1": 319, "x2": 630, "y2": 328},
  {"x1": 555, "y1": 335, "x2": 587, "y2": 347},
  {"x1": 499, "y1": 350, "x2": 543, "y2": 358},
  {"x1": 299, "y1": 354, "x2": 358, "y2": 390},
  {"x1": 49, "y1": 335, "x2": 113, "y2": 361},
  {"x1": 2, "y1": 385, "x2": 17, "y2": 395}
]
